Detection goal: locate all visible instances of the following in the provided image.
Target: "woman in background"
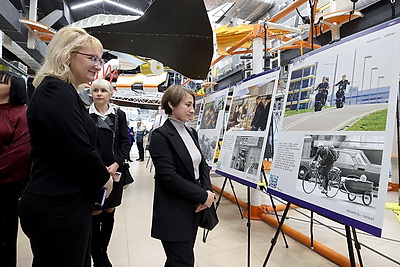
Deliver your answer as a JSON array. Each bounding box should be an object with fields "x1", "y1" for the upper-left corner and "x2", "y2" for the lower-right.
[
  {"x1": 0, "y1": 71, "x2": 30, "y2": 267},
  {"x1": 149, "y1": 85, "x2": 215, "y2": 267},
  {"x1": 89, "y1": 79, "x2": 130, "y2": 267},
  {"x1": 18, "y1": 27, "x2": 113, "y2": 267}
]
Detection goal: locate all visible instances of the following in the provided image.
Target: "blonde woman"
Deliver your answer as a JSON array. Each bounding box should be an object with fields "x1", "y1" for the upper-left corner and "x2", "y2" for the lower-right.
[
  {"x1": 18, "y1": 27, "x2": 113, "y2": 266},
  {"x1": 89, "y1": 79, "x2": 130, "y2": 267}
]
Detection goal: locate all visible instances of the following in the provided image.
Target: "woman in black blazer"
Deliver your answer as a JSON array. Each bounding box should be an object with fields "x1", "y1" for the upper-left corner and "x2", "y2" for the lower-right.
[
  {"x1": 149, "y1": 85, "x2": 215, "y2": 267},
  {"x1": 18, "y1": 27, "x2": 113, "y2": 267},
  {"x1": 89, "y1": 79, "x2": 130, "y2": 267}
]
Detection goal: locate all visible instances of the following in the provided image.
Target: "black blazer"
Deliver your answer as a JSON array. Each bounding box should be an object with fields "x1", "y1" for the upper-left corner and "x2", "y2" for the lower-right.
[
  {"x1": 149, "y1": 119, "x2": 212, "y2": 242},
  {"x1": 26, "y1": 77, "x2": 110, "y2": 199},
  {"x1": 89, "y1": 108, "x2": 130, "y2": 169}
]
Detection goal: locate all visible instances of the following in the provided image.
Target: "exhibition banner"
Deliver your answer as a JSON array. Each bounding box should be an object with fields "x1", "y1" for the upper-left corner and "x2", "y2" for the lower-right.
[
  {"x1": 268, "y1": 18, "x2": 400, "y2": 237},
  {"x1": 198, "y1": 88, "x2": 229, "y2": 166},
  {"x1": 216, "y1": 68, "x2": 280, "y2": 187}
]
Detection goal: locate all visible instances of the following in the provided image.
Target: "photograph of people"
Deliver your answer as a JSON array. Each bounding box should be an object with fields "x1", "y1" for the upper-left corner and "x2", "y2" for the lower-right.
[
  {"x1": 334, "y1": 75, "x2": 350, "y2": 107},
  {"x1": 88, "y1": 79, "x2": 131, "y2": 267},
  {"x1": 315, "y1": 76, "x2": 330, "y2": 106},
  {"x1": 312, "y1": 143, "x2": 338, "y2": 194},
  {"x1": 18, "y1": 27, "x2": 113, "y2": 266},
  {"x1": 0, "y1": 71, "x2": 30, "y2": 267},
  {"x1": 149, "y1": 85, "x2": 215, "y2": 267},
  {"x1": 251, "y1": 96, "x2": 264, "y2": 130}
]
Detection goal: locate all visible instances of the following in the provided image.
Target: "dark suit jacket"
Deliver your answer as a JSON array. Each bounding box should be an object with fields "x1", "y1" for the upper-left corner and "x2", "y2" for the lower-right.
[
  {"x1": 26, "y1": 77, "x2": 110, "y2": 199},
  {"x1": 149, "y1": 119, "x2": 212, "y2": 242}
]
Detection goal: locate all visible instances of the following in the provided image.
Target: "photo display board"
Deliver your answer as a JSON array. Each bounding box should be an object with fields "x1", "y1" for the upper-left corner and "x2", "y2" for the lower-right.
[
  {"x1": 268, "y1": 18, "x2": 400, "y2": 237},
  {"x1": 216, "y1": 68, "x2": 280, "y2": 187},
  {"x1": 198, "y1": 88, "x2": 229, "y2": 166},
  {"x1": 187, "y1": 95, "x2": 204, "y2": 130}
]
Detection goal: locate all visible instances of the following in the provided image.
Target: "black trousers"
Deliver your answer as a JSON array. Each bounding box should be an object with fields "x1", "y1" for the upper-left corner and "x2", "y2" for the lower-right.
[
  {"x1": 0, "y1": 180, "x2": 22, "y2": 267},
  {"x1": 320, "y1": 163, "x2": 333, "y2": 190},
  {"x1": 18, "y1": 192, "x2": 93, "y2": 267},
  {"x1": 137, "y1": 141, "x2": 144, "y2": 160},
  {"x1": 160, "y1": 221, "x2": 198, "y2": 267},
  {"x1": 161, "y1": 239, "x2": 196, "y2": 267}
]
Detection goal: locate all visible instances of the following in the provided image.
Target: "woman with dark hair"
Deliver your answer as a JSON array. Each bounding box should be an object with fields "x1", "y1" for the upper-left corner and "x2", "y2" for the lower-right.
[
  {"x1": 18, "y1": 27, "x2": 113, "y2": 266},
  {"x1": 0, "y1": 71, "x2": 30, "y2": 267},
  {"x1": 89, "y1": 79, "x2": 130, "y2": 267},
  {"x1": 149, "y1": 85, "x2": 215, "y2": 267}
]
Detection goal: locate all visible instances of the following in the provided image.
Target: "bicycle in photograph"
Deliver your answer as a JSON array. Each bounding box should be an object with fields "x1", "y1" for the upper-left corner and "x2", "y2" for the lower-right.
[{"x1": 302, "y1": 161, "x2": 341, "y2": 198}]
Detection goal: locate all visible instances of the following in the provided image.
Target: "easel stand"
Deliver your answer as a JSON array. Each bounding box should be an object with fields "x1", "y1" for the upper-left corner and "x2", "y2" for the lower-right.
[
  {"x1": 262, "y1": 201, "x2": 291, "y2": 267},
  {"x1": 260, "y1": 168, "x2": 289, "y2": 249},
  {"x1": 202, "y1": 176, "x2": 244, "y2": 243},
  {"x1": 345, "y1": 225, "x2": 364, "y2": 267}
]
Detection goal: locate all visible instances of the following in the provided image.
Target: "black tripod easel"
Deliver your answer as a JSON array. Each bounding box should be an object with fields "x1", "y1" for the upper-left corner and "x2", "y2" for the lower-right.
[
  {"x1": 262, "y1": 200, "x2": 291, "y2": 266},
  {"x1": 345, "y1": 225, "x2": 364, "y2": 267},
  {"x1": 202, "y1": 176, "x2": 244, "y2": 243},
  {"x1": 260, "y1": 168, "x2": 289, "y2": 250}
]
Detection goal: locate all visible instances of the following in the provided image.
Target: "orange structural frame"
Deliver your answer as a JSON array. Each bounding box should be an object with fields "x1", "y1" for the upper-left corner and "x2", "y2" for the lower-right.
[
  {"x1": 19, "y1": 18, "x2": 56, "y2": 43},
  {"x1": 211, "y1": 0, "x2": 323, "y2": 68}
]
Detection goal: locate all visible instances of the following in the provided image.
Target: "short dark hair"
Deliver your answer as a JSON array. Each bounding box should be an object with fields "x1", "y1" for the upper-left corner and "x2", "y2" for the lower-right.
[
  {"x1": 0, "y1": 71, "x2": 27, "y2": 105},
  {"x1": 161, "y1": 85, "x2": 196, "y2": 115}
]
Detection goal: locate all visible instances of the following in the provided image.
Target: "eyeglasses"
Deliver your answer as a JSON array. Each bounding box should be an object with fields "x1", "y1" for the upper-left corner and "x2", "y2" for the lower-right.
[{"x1": 75, "y1": 51, "x2": 105, "y2": 67}]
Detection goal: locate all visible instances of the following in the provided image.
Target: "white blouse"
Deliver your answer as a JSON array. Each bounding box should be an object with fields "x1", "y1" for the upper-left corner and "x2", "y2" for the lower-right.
[{"x1": 169, "y1": 117, "x2": 202, "y2": 181}]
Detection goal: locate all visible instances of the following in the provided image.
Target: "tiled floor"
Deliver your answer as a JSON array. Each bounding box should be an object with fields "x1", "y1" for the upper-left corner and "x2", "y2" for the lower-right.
[{"x1": 17, "y1": 150, "x2": 400, "y2": 266}]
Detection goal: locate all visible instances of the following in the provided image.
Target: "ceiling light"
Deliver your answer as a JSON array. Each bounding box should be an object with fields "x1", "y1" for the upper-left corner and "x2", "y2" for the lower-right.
[
  {"x1": 71, "y1": 0, "x2": 144, "y2": 16},
  {"x1": 104, "y1": 0, "x2": 144, "y2": 15},
  {"x1": 71, "y1": 0, "x2": 103, "y2": 10}
]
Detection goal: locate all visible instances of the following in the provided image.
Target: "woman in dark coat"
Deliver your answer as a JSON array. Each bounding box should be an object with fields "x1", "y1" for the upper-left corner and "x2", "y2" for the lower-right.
[
  {"x1": 88, "y1": 78, "x2": 130, "y2": 267},
  {"x1": 0, "y1": 71, "x2": 30, "y2": 267},
  {"x1": 149, "y1": 85, "x2": 215, "y2": 267},
  {"x1": 18, "y1": 27, "x2": 113, "y2": 267}
]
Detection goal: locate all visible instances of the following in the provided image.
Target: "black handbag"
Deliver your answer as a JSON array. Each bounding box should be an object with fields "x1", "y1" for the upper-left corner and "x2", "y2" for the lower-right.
[
  {"x1": 122, "y1": 163, "x2": 134, "y2": 186},
  {"x1": 199, "y1": 203, "x2": 219, "y2": 230}
]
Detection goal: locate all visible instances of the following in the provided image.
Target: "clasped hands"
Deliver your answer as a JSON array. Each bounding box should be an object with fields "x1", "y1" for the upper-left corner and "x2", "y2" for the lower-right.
[
  {"x1": 103, "y1": 162, "x2": 119, "y2": 198},
  {"x1": 195, "y1": 190, "x2": 215, "y2": 212}
]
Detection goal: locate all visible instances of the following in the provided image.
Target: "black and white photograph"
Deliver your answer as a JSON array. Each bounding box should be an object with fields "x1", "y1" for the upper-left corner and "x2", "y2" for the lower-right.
[
  {"x1": 230, "y1": 136, "x2": 264, "y2": 175},
  {"x1": 297, "y1": 135, "x2": 383, "y2": 207},
  {"x1": 198, "y1": 133, "x2": 219, "y2": 164}
]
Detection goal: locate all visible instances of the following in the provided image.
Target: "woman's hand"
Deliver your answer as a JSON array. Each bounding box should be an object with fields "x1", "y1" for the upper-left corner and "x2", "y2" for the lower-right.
[
  {"x1": 195, "y1": 191, "x2": 215, "y2": 212},
  {"x1": 106, "y1": 162, "x2": 119, "y2": 176},
  {"x1": 103, "y1": 177, "x2": 114, "y2": 198},
  {"x1": 204, "y1": 190, "x2": 215, "y2": 207}
]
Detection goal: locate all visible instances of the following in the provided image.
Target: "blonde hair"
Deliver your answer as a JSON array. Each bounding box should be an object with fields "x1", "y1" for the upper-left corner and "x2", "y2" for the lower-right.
[
  {"x1": 33, "y1": 26, "x2": 103, "y2": 87},
  {"x1": 90, "y1": 79, "x2": 113, "y2": 94}
]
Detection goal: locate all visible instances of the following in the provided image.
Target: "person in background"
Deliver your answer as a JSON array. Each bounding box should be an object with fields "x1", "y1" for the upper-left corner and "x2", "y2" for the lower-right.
[
  {"x1": 127, "y1": 121, "x2": 135, "y2": 162},
  {"x1": 334, "y1": 75, "x2": 350, "y2": 103},
  {"x1": 316, "y1": 76, "x2": 330, "y2": 106},
  {"x1": 18, "y1": 26, "x2": 113, "y2": 267},
  {"x1": 89, "y1": 79, "x2": 130, "y2": 267},
  {"x1": 251, "y1": 96, "x2": 264, "y2": 131},
  {"x1": 0, "y1": 71, "x2": 30, "y2": 267},
  {"x1": 259, "y1": 95, "x2": 272, "y2": 131},
  {"x1": 149, "y1": 85, "x2": 215, "y2": 267},
  {"x1": 313, "y1": 143, "x2": 337, "y2": 194},
  {"x1": 135, "y1": 120, "x2": 148, "y2": 161}
]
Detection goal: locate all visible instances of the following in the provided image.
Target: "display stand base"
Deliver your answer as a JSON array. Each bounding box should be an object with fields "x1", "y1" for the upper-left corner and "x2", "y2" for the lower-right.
[
  {"x1": 243, "y1": 205, "x2": 263, "y2": 220},
  {"x1": 388, "y1": 182, "x2": 399, "y2": 191}
]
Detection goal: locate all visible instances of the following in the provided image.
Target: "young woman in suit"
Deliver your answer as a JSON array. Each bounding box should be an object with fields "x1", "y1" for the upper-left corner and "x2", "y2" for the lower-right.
[{"x1": 149, "y1": 85, "x2": 215, "y2": 267}]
